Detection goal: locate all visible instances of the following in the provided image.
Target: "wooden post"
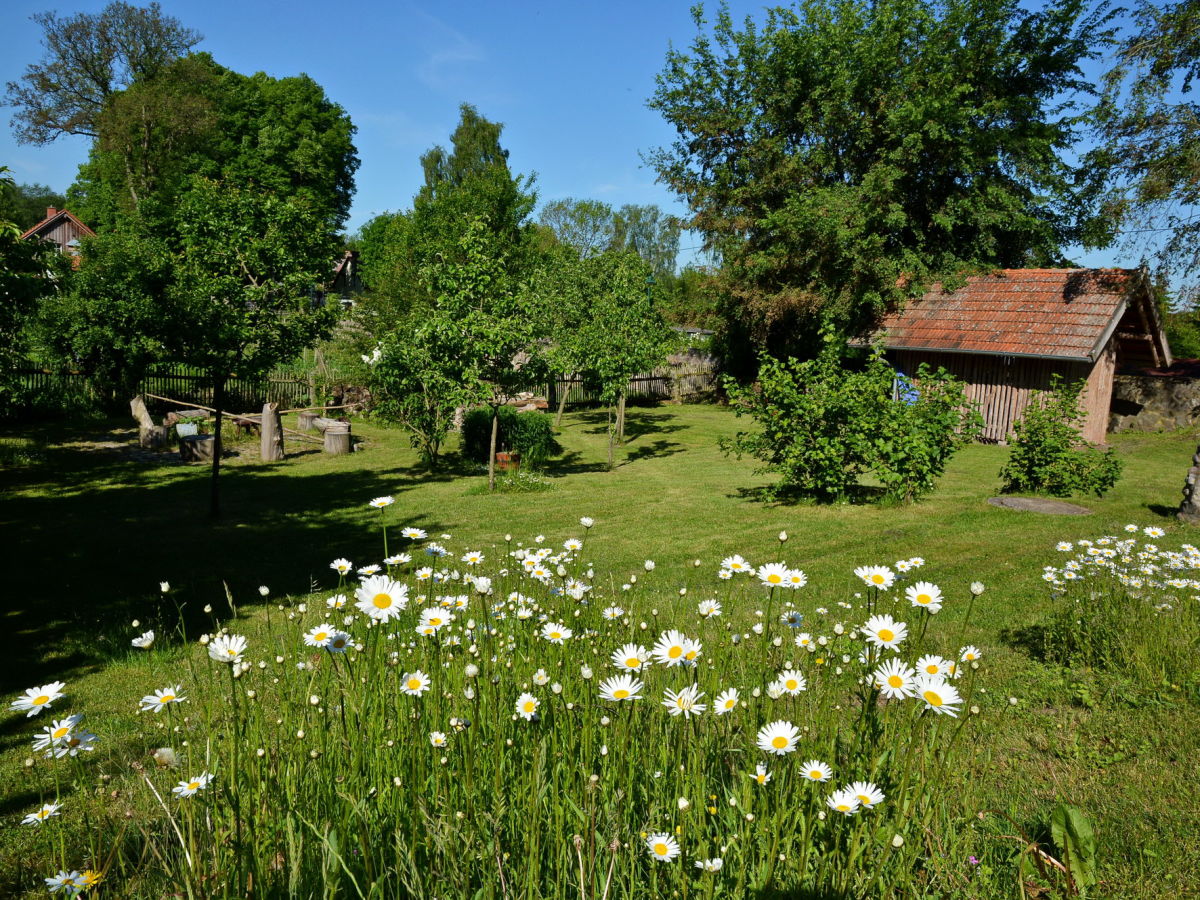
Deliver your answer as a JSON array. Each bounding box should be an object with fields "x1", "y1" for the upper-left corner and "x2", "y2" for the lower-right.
[
  {"x1": 131, "y1": 395, "x2": 168, "y2": 448},
  {"x1": 297, "y1": 410, "x2": 319, "y2": 431},
  {"x1": 324, "y1": 422, "x2": 351, "y2": 455},
  {"x1": 179, "y1": 434, "x2": 216, "y2": 462},
  {"x1": 260, "y1": 402, "x2": 285, "y2": 461}
]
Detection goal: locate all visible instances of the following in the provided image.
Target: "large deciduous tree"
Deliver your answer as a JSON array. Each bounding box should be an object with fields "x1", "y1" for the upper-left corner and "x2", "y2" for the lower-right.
[
  {"x1": 5, "y1": 1, "x2": 202, "y2": 144},
  {"x1": 649, "y1": 0, "x2": 1113, "y2": 375},
  {"x1": 1097, "y1": 0, "x2": 1200, "y2": 296},
  {"x1": 0, "y1": 180, "x2": 66, "y2": 230}
]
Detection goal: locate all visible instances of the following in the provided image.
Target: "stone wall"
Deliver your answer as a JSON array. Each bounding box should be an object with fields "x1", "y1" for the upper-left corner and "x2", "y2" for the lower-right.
[{"x1": 1109, "y1": 374, "x2": 1200, "y2": 432}]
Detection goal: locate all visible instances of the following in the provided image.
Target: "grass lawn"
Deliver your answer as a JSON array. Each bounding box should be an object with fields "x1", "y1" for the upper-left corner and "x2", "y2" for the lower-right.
[{"x1": 0, "y1": 403, "x2": 1196, "y2": 897}]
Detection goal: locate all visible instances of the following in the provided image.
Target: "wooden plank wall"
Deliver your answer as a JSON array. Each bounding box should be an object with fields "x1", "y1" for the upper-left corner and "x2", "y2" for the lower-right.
[{"x1": 890, "y1": 350, "x2": 1101, "y2": 444}]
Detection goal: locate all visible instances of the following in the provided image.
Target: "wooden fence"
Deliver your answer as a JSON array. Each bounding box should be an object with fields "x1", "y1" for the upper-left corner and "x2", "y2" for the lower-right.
[
  {"x1": 549, "y1": 357, "x2": 718, "y2": 406},
  {"x1": 15, "y1": 366, "x2": 311, "y2": 413}
]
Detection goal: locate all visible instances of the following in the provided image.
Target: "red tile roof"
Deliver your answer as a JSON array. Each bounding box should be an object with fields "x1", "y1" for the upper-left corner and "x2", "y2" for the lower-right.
[{"x1": 876, "y1": 269, "x2": 1133, "y2": 362}]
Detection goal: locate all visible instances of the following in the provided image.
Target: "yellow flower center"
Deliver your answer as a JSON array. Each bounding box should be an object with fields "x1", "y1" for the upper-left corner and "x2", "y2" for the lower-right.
[
  {"x1": 407, "y1": 679, "x2": 422, "y2": 691},
  {"x1": 858, "y1": 794, "x2": 872, "y2": 804},
  {"x1": 917, "y1": 595, "x2": 930, "y2": 604},
  {"x1": 550, "y1": 632, "x2": 561, "y2": 640},
  {"x1": 613, "y1": 689, "x2": 629, "y2": 699},
  {"x1": 923, "y1": 690, "x2": 943, "y2": 707},
  {"x1": 625, "y1": 657, "x2": 640, "y2": 668},
  {"x1": 430, "y1": 617, "x2": 442, "y2": 626},
  {"x1": 767, "y1": 574, "x2": 782, "y2": 583},
  {"x1": 161, "y1": 694, "x2": 174, "y2": 703},
  {"x1": 33, "y1": 695, "x2": 49, "y2": 706},
  {"x1": 756, "y1": 774, "x2": 766, "y2": 784},
  {"x1": 372, "y1": 593, "x2": 392, "y2": 609},
  {"x1": 837, "y1": 803, "x2": 852, "y2": 811},
  {"x1": 785, "y1": 679, "x2": 798, "y2": 690},
  {"x1": 887, "y1": 675, "x2": 903, "y2": 688},
  {"x1": 685, "y1": 650, "x2": 698, "y2": 660},
  {"x1": 724, "y1": 700, "x2": 735, "y2": 708},
  {"x1": 226, "y1": 649, "x2": 237, "y2": 656},
  {"x1": 878, "y1": 629, "x2": 894, "y2": 642},
  {"x1": 52, "y1": 726, "x2": 69, "y2": 739},
  {"x1": 771, "y1": 736, "x2": 788, "y2": 749},
  {"x1": 871, "y1": 574, "x2": 885, "y2": 584},
  {"x1": 654, "y1": 843, "x2": 668, "y2": 856},
  {"x1": 523, "y1": 702, "x2": 535, "y2": 713},
  {"x1": 810, "y1": 770, "x2": 823, "y2": 779},
  {"x1": 668, "y1": 646, "x2": 682, "y2": 659},
  {"x1": 314, "y1": 632, "x2": 328, "y2": 642}
]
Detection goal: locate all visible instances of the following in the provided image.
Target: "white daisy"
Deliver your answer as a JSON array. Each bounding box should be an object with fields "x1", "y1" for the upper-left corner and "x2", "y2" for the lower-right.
[
  {"x1": 862, "y1": 614, "x2": 907, "y2": 649},
  {"x1": 645, "y1": 833, "x2": 680, "y2": 862},
  {"x1": 661, "y1": 684, "x2": 706, "y2": 718},
  {"x1": 913, "y1": 674, "x2": 962, "y2": 716},
  {"x1": 401, "y1": 671, "x2": 431, "y2": 697},
  {"x1": 801, "y1": 760, "x2": 833, "y2": 783},
  {"x1": 714, "y1": 688, "x2": 740, "y2": 714},
  {"x1": 854, "y1": 565, "x2": 895, "y2": 590},
  {"x1": 208, "y1": 634, "x2": 247, "y2": 664},
  {"x1": 610, "y1": 643, "x2": 650, "y2": 671},
  {"x1": 904, "y1": 581, "x2": 943, "y2": 613},
  {"x1": 826, "y1": 788, "x2": 860, "y2": 815},
  {"x1": 354, "y1": 574, "x2": 408, "y2": 622},
  {"x1": 750, "y1": 763, "x2": 772, "y2": 785},
  {"x1": 541, "y1": 622, "x2": 572, "y2": 643},
  {"x1": 172, "y1": 771, "x2": 213, "y2": 798},
  {"x1": 756, "y1": 720, "x2": 800, "y2": 755},
  {"x1": 131, "y1": 630, "x2": 155, "y2": 649},
  {"x1": 22, "y1": 801, "x2": 61, "y2": 826},
  {"x1": 516, "y1": 692, "x2": 540, "y2": 720},
  {"x1": 10, "y1": 681, "x2": 66, "y2": 718},
  {"x1": 873, "y1": 658, "x2": 916, "y2": 699},
  {"x1": 598, "y1": 674, "x2": 643, "y2": 701},
  {"x1": 139, "y1": 686, "x2": 186, "y2": 713},
  {"x1": 304, "y1": 624, "x2": 336, "y2": 648}
]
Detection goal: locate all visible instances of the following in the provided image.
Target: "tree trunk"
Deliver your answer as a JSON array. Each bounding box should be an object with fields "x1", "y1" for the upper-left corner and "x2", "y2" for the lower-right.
[
  {"x1": 488, "y1": 405, "x2": 500, "y2": 492},
  {"x1": 260, "y1": 402, "x2": 284, "y2": 461},
  {"x1": 554, "y1": 373, "x2": 572, "y2": 427},
  {"x1": 210, "y1": 375, "x2": 225, "y2": 519},
  {"x1": 323, "y1": 423, "x2": 351, "y2": 455},
  {"x1": 616, "y1": 391, "x2": 627, "y2": 444},
  {"x1": 607, "y1": 404, "x2": 615, "y2": 471}
]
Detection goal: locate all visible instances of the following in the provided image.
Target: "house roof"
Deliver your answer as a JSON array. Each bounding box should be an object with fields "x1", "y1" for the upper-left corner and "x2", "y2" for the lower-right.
[
  {"x1": 19, "y1": 207, "x2": 96, "y2": 243},
  {"x1": 874, "y1": 268, "x2": 1153, "y2": 363}
]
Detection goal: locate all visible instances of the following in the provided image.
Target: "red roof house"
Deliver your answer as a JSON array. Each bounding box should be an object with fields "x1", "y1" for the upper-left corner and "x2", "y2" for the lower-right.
[
  {"x1": 872, "y1": 268, "x2": 1171, "y2": 443},
  {"x1": 19, "y1": 206, "x2": 95, "y2": 268}
]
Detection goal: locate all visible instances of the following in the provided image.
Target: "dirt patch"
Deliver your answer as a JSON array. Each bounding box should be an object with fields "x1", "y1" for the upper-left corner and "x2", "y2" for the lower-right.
[{"x1": 987, "y1": 496, "x2": 1092, "y2": 515}]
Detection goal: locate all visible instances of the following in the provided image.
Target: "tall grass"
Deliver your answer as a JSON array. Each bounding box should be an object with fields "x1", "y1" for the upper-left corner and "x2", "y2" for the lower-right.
[{"x1": 10, "y1": 511, "x2": 998, "y2": 898}]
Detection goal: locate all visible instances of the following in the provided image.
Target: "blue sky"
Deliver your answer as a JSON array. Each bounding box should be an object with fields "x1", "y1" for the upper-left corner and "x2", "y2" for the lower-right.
[{"x1": 0, "y1": 0, "x2": 1143, "y2": 271}]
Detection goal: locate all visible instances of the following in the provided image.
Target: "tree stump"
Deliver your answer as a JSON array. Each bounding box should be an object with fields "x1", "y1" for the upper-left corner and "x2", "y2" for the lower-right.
[
  {"x1": 324, "y1": 423, "x2": 351, "y2": 455},
  {"x1": 260, "y1": 402, "x2": 285, "y2": 461},
  {"x1": 179, "y1": 434, "x2": 216, "y2": 462},
  {"x1": 298, "y1": 410, "x2": 320, "y2": 431},
  {"x1": 139, "y1": 425, "x2": 170, "y2": 449},
  {"x1": 313, "y1": 416, "x2": 343, "y2": 434},
  {"x1": 1179, "y1": 444, "x2": 1200, "y2": 524}
]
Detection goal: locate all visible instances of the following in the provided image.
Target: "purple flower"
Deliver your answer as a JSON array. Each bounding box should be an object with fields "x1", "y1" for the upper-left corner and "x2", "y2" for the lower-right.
[{"x1": 968, "y1": 856, "x2": 980, "y2": 866}]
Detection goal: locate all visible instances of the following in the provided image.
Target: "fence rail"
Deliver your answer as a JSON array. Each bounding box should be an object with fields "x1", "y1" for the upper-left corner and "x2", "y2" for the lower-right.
[{"x1": 550, "y1": 358, "x2": 718, "y2": 406}]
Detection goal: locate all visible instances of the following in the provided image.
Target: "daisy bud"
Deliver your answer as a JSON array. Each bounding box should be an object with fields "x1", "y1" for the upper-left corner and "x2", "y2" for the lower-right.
[
  {"x1": 728, "y1": 796, "x2": 737, "y2": 806},
  {"x1": 970, "y1": 582, "x2": 985, "y2": 596},
  {"x1": 393, "y1": 777, "x2": 402, "y2": 787},
  {"x1": 256, "y1": 748, "x2": 265, "y2": 757},
  {"x1": 309, "y1": 750, "x2": 320, "y2": 759},
  {"x1": 600, "y1": 716, "x2": 610, "y2": 726},
  {"x1": 199, "y1": 635, "x2": 210, "y2": 645},
  {"x1": 590, "y1": 774, "x2": 600, "y2": 783},
  {"x1": 644, "y1": 560, "x2": 655, "y2": 571},
  {"x1": 772, "y1": 637, "x2": 782, "y2": 647},
  {"x1": 259, "y1": 586, "x2": 269, "y2": 597},
  {"x1": 506, "y1": 739, "x2": 513, "y2": 747},
  {"x1": 309, "y1": 695, "x2": 320, "y2": 706},
  {"x1": 600, "y1": 745, "x2": 608, "y2": 756},
  {"x1": 551, "y1": 683, "x2": 562, "y2": 694},
  {"x1": 752, "y1": 623, "x2": 763, "y2": 635},
  {"x1": 298, "y1": 604, "x2": 307, "y2": 613},
  {"x1": 581, "y1": 666, "x2": 593, "y2": 680},
  {"x1": 1008, "y1": 697, "x2": 1018, "y2": 706},
  {"x1": 295, "y1": 730, "x2": 304, "y2": 740},
  {"x1": 132, "y1": 619, "x2": 140, "y2": 628},
  {"x1": 694, "y1": 559, "x2": 702, "y2": 567},
  {"x1": 779, "y1": 531, "x2": 788, "y2": 542},
  {"x1": 677, "y1": 797, "x2": 690, "y2": 811},
  {"x1": 464, "y1": 687, "x2": 476, "y2": 700},
  {"x1": 679, "y1": 588, "x2": 687, "y2": 596},
  {"x1": 159, "y1": 582, "x2": 170, "y2": 593},
  {"x1": 465, "y1": 664, "x2": 479, "y2": 678},
  {"x1": 246, "y1": 690, "x2": 256, "y2": 699},
  {"x1": 891, "y1": 834, "x2": 904, "y2": 848}
]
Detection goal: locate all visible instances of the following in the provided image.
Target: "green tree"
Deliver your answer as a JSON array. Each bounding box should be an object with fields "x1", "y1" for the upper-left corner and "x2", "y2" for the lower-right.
[
  {"x1": 170, "y1": 177, "x2": 339, "y2": 516},
  {"x1": 0, "y1": 180, "x2": 67, "y2": 230},
  {"x1": 611, "y1": 204, "x2": 681, "y2": 279},
  {"x1": 1097, "y1": 0, "x2": 1200, "y2": 291},
  {"x1": 5, "y1": 1, "x2": 201, "y2": 144},
  {"x1": 539, "y1": 198, "x2": 616, "y2": 259},
  {"x1": 650, "y1": 0, "x2": 1113, "y2": 375}
]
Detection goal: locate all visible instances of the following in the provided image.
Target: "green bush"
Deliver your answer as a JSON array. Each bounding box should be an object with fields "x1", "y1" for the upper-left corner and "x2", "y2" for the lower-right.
[
  {"x1": 999, "y1": 376, "x2": 1122, "y2": 497},
  {"x1": 461, "y1": 405, "x2": 561, "y2": 469},
  {"x1": 722, "y1": 351, "x2": 980, "y2": 502}
]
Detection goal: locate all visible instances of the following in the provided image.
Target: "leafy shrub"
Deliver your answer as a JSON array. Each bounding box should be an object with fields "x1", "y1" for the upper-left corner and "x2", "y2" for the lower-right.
[
  {"x1": 999, "y1": 376, "x2": 1122, "y2": 497},
  {"x1": 461, "y1": 405, "x2": 561, "y2": 469},
  {"x1": 722, "y1": 352, "x2": 979, "y2": 502}
]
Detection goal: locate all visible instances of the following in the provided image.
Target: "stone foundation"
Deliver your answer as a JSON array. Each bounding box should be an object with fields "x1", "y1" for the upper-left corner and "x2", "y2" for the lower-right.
[{"x1": 1109, "y1": 374, "x2": 1200, "y2": 432}]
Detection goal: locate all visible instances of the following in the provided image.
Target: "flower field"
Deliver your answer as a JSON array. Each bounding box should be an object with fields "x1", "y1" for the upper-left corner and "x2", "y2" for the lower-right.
[{"x1": 2, "y1": 409, "x2": 1198, "y2": 897}]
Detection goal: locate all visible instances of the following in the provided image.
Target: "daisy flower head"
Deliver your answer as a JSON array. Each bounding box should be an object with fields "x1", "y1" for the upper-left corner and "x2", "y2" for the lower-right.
[
  {"x1": 1056, "y1": 541, "x2": 1074, "y2": 552},
  {"x1": 32, "y1": 714, "x2": 82, "y2": 752},
  {"x1": 750, "y1": 762, "x2": 772, "y2": 785},
  {"x1": 384, "y1": 553, "x2": 411, "y2": 566},
  {"x1": 580, "y1": 516, "x2": 595, "y2": 529},
  {"x1": 131, "y1": 630, "x2": 155, "y2": 649},
  {"x1": 304, "y1": 624, "x2": 336, "y2": 648},
  {"x1": 208, "y1": 634, "x2": 247, "y2": 664},
  {"x1": 326, "y1": 594, "x2": 348, "y2": 609},
  {"x1": 826, "y1": 788, "x2": 860, "y2": 815},
  {"x1": 354, "y1": 574, "x2": 408, "y2": 622},
  {"x1": 722, "y1": 554, "x2": 752, "y2": 574},
  {"x1": 1144, "y1": 526, "x2": 1165, "y2": 538},
  {"x1": 461, "y1": 550, "x2": 484, "y2": 565},
  {"x1": 325, "y1": 631, "x2": 352, "y2": 653},
  {"x1": 854, "y1": 565, "x2": 895, "y2": 590},
  {"x1": 782, "y1": 610, "x2": 805, "y2": 628},
  {"x1": 49, "y1": 728, "x2": 98, "y2": 758},
  {"x1": 1125, "y1": 523, "x2": 1139, "y2": 532},
  {"x1": 356, "y1": 565, "x2": 380, "y2": 577},
  {"x1": 645, "y1": 832, "x2": 680, "y2": 862},
  {"x1": 602, "y1": 606, "x2": 624, "y2": 620},
  {"x1": 850, "y1": 780, "x2": 885, "y2": 809},
  {"x1": 418, "y1": 607, "x2": 449, "y2": 630},
  {"x1": 905, "y1": 581, "x2": 943, "y2": 613},
  {"x1": 795, "y1": 632, "x2": 813, "y2": 648},
  {"x1": 756, "y1": 720, "x2": 800, "y2": 755},
  {"x1": 651, "y1": 629, "x2": 691, "y2": 666},
  {"x1": 698, "y1": 599, "x2": 722, "y2": 618},
  {"x1": 22, "y1": 801, "x2": 61, "y2": 826},
  {"x1": 611, "y1": 643, "x2": 649, "y2": 671},
  {"x1": 516, "y1": 692, "x2": 540, "y2": 720},
  {"x1": 874, "y1": 658, "x2": 916, "y2": 699},
  {"x1": 402, "y1": 526, "x2": 427, "y2": 540},
  {"x1": 540, "y1": 622, "x2": 572, "y2": 643},
  {"x1": 714, "y1": 687, "x2": 740, "y2": 714},
  {"x1": 368, "y1": 496, "x2": 394, "y2": 509},
  {"x1": 330, "y1": 558, "x2": 353, "y2": 576},
  {"x1": 695, "y1": 857, "x2": 724, "y2": 872},
  {"x1": 45, "y1": 870, "x2": 84, "y2": 894},
  {"x1": 10, "y1": 681, "x2": 66, "y2": 718},
  {"x1": 139, "y1": 685, "x2": 186, "y2": 713},
  {"x1": 598, "y1": 674, "x2": 644, "y2": 701},
  {"x1": 862, "y1": 614, "x2": 907, "y2": 649},
  {"x1": 682, "y1": 637, "x2": 703, "y2": 665},
  {"x1": 757, "y1": 562, "x2": 790, "y2": 587},
  {"x1": 717, "y1": 568, "x2": 733, "y2": 581},
  {"x1": 172, "y1": 771, "x2": 213, "y2": 798},
  {"x1": 661, "y1": 684, "x2": 707, "y2": 718},
  {"x1": 913, "y1": 674, "x2": 962, "y2": 716},
  {"x1": 916, "y1": 654, "x2": 949, "y2": 677},
  {"x1": 430, "y1": 731, "x2": 447, "y2": 747},
  {"x1": 960, "y1": 645, "x2": 982, "y2": 663},
  {"x1": 401, "y1": 671, "x2": 431, "y2": 697},
  {"x1": 777, "y1": 669, "x2": 807, "y2": 694},
  {"x1": 801, "y1": 760, "x2": 833, "y2": 783},
  {"x1": 786, "y1": 569, "x2": 808, "y2": 588}
]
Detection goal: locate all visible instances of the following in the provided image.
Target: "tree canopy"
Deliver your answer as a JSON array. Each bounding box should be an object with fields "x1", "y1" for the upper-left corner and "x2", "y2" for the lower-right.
[
  {"x1": 649, "y1": 0, "x2": 1114, "y2": 371},
  {"x1": 0, "y1": 180, "x2": 66, "y2": 230},
  {"x1": 5, "y1": 1, "x2": 202, "y2": 144}
]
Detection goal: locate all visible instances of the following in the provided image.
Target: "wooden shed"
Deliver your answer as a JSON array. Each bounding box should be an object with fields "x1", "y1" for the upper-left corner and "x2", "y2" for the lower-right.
[
  {"x1": 872, "y1": 268, "x2": 1172, "y2": 444},
  {"x1": 19, "y1": 206, "x2": 96, "y2": 267}
]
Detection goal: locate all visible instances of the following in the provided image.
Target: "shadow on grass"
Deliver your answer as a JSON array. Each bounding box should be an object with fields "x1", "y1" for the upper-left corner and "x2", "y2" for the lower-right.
[
  {"x1": 0, "y1": 432, "x2": 459, "y2": 693},
  {"x1": 624, "y1": 439, "x2": 684, "y2": 463},
  {"x1": 1001, "y1": 624, "x2": 1050, "y2": 662},
  {"x1": 1146, "y1": 503, "x2": 1177, "y2": 519},
  {"x1": 573, "y1": 408, "x2": 689, "y2": 439}
]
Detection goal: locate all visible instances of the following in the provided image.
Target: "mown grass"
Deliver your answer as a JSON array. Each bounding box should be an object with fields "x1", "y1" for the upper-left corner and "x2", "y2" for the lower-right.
[{"x1": 0, "y1": 404, "x2": 1196, "y2": 897}]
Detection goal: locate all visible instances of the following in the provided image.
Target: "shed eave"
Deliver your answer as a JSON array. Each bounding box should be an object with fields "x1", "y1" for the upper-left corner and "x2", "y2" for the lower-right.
[
  {"x1": 882, "y1": 343, "x2": 1092, "y2": 364},
  {"x1": 1086, "y1": 298, "x2": 1127, "y2": 363}
]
